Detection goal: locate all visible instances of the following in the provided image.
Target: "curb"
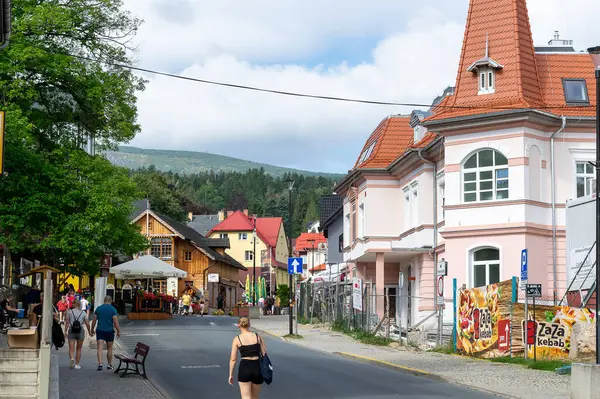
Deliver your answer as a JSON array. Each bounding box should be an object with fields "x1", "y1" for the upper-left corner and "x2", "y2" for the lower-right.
[
  {"x1": 114, "y1": 339, "x2": 172, "y2": 399},
  {"x1": 333, "y1": 352, "x2": 438, "y2": 379},
  {"x1": 252, "y1": 327, "x2": 287, "y2": 342}
]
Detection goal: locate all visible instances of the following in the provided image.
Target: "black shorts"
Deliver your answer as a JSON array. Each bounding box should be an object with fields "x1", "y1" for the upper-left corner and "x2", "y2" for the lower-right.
[{"x1": 238, "y1": 359, "x2": 263, "y2": 384}]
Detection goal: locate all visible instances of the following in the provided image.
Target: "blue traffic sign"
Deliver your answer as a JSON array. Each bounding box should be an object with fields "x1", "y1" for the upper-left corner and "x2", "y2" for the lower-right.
[
  {"x1": 288, "y1": 257, "x2": 303, "y2": 275},
  {"x1": 521, "y1": 249, "x2": 528, "y2": 281}
]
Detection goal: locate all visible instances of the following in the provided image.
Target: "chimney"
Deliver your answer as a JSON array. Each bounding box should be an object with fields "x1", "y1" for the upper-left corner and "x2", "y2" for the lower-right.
[
  {"x1": 227, "y1": 210, "x2": 234, "y2": 218},
  {"x1": 218, "y1": 210, "x2": 225, "y2": 221},
  {"x1": 243, "y1": 209, "x2": 249, "y2": 216},
  {"x1": 554, "y1": 30, "x2": 559, "y2": 40},
  {"x1": 188, "y1": 212, "x2": 193, "y2": 222}
]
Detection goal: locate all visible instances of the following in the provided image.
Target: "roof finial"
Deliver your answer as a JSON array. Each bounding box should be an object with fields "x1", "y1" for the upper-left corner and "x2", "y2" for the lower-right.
[{"x1": 485, "y1": 32, "x2": 489, "y2": 58}]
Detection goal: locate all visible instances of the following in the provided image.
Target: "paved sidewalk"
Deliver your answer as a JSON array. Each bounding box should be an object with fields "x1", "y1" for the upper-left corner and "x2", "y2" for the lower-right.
[
  {"x1": 58, "y1": 335, "x2": 165, "y2": 399},
  {"x1": 251, "y1": 316, "x2": 570, "y2": 399}
]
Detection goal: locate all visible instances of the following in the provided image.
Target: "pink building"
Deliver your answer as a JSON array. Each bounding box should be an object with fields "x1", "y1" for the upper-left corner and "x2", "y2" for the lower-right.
[{"x1": 335, "y1": 0, "x2": 597, "y2": 332}]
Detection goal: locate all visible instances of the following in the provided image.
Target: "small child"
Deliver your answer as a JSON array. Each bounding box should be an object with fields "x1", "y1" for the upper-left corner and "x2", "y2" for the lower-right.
[{"x1": 57, "y1": 296, "x2": 68, "y2": 324}]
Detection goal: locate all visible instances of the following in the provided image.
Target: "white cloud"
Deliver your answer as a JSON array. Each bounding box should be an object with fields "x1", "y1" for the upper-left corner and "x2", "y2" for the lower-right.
[{"x1": 124, "y1": 0, "x2": 600, "y2": 172}]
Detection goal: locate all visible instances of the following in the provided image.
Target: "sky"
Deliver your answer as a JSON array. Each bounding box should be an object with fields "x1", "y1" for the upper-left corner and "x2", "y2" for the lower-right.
[{"x1": 122, "y1": 0, "x2": 600, "y2": 173}]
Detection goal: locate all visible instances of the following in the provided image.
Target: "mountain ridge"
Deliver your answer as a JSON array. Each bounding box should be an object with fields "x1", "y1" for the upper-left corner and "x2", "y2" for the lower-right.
[{"x1": 105, "y1": 146, "x2": 344, "y2": 179}]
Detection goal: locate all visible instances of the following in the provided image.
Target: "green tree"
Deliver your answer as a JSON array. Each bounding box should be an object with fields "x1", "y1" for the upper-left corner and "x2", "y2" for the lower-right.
[
  {"x1": 0, "y1": 115, "x2": 148, "y2": 276},
  {"x1": 0, "y1": 0, "x2": 144, "y2": 151},
  {"x1": 132, "y1": 172, "x2": 185, "y2": 221}
]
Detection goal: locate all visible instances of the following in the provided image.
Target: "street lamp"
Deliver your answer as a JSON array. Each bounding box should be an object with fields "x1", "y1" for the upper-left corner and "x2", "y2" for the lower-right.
[
  {"x1": 253, "y1": 217, "x2": 257, "y2": 306},
  {"x1": 588, "y1": 45, "x2": 600, "y2": 365},
  {"x1": 286, "y1": 178, "x2": 295, "y2": 335}
]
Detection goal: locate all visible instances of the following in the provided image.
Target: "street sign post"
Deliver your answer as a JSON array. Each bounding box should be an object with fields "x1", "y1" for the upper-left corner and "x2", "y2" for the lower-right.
[
  {"x1": 437, "y1": 276, "x2": 444, "y2": 305},
  {"x1": 352, "y1": 278, "x2": 363, "y2": 311},
  {"x1": 437, "y1": 259, "x2": 448, "y2": 277},
  {"x1": 525, "y1": 284, "x2": 542, "y2": 298},
  {"x1": 520, "y1": 249, "x2": 528, "y2": 290},
  {"x1": 287, "y1": 257, "x2": 303, "y2": 275},
  {"x1": 498, "y1": 319, "x2": 510, "y2": 352}
]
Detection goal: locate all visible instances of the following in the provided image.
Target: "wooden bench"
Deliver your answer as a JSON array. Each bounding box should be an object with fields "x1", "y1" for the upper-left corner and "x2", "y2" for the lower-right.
[{"x1": 114, "y1": 342, "x2": 149, "y2": 379}]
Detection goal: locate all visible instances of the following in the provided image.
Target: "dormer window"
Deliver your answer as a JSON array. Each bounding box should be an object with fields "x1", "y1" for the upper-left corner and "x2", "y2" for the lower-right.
[
  {"x1": 477, "y1": 67, "x2": 496, "y2": 94},
  {"x1": 358, "y1": 140, "x2": 377, "y2": 164},
  {"x1": 562, "y1": 79, "x2": 589, "y2": 105},
  {"x1": 467, "y1": 36, "x2": 503, "y2": 95}
]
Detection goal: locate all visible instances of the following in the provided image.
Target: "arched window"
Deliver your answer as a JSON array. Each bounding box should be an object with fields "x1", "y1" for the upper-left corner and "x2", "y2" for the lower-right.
[
  {"x1": 463, "y1": 149, "x2": 508, "y2": 202},
  {"x1": 472, "y1": 248, "x2": 500, "y2": 287}
]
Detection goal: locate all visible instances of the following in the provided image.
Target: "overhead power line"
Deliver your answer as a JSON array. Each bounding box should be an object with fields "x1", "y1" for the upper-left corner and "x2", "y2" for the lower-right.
[{"x1": 66, "y1": 53, "x2": 592, "y2": 113}]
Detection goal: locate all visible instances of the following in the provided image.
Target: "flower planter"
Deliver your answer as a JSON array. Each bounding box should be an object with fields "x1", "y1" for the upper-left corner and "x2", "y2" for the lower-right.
[
  {"x1": 233, "y1": 307, "x2": 250, "y2": 317},
  {"x1": 248, "y1": 306, "x2": 260, "y2": 319}
]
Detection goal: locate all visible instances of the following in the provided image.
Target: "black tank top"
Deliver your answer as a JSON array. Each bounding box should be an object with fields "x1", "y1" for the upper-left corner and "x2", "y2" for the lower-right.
[{"x1": 238, "y1": 333, "x2": 261, "y2": 358}]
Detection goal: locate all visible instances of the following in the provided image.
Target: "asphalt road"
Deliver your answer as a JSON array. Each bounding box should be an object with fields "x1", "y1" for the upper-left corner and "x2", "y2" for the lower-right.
[{"x1": 115, "y1": 316, "x2": 496, "y2": 399}]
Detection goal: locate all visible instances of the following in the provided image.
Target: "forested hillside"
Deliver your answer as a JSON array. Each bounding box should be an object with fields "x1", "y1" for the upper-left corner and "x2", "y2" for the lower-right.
[{"x1": 132, "y1": 166, "x2": 338, "y2": 237}]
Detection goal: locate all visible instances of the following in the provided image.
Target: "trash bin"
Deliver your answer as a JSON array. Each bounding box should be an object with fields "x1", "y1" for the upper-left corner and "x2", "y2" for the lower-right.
[{"x1": 125, "y1": 303, "x2": 133, "y2": 316}]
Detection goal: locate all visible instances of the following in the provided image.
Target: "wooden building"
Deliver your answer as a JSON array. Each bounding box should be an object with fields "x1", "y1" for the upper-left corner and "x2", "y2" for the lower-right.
[{"x1": 130, "y1": 202, "x2": 247, "y2": 308}]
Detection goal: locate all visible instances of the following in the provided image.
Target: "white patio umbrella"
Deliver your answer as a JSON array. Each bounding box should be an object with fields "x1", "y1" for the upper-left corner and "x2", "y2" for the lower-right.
[{"x1": 110, "y1": 255, "x2": 187, "y2": 279}]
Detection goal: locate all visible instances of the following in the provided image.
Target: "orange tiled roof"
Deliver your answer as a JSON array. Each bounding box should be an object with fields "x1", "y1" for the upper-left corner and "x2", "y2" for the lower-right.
[
  {"x1": 295, "y1": 233, "x2": 326, "y2": 251},
  {"x1": 310, "y1": 263, "x2": 327, "y2": 273},
  {"x1": 427, "y1": 0, "x2": 596, "y2": 122},
  {"x1": 536, "y1": 53, "x2": 596, "y2": 117},
  {"x1": 354, "y1": 116, "x2": 413, "y2": 169}
]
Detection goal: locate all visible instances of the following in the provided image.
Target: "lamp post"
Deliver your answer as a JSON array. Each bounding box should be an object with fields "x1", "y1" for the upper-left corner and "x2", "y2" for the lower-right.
[
  {"x1": 253, "y1": 217, "x2": 257, "y2": 306},
  {"x1": 286, "y1": 178, "x2": 295, "y2": 335},
  {"x1": 588, "y1": 45, "x2": 600, "y2": 365}
]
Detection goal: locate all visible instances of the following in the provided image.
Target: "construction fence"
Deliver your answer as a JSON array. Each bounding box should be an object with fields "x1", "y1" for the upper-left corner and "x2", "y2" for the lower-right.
[{"x1": 296, "y1": 278, "x2": 433, "y2": 339}]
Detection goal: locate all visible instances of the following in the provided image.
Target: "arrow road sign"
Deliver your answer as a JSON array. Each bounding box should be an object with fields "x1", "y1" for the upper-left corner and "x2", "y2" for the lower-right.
[
  {"x1": 525, "y1": 283, "x2": 542, "y2": 298},
  {"x1": 288, "y1": 257, "x2": 303, "y2": 275}
]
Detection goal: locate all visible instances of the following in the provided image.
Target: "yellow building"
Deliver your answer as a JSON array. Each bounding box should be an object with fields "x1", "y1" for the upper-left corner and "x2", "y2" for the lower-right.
[{"x1": 206, "y1": 210, "x2": 289, "y2": 292}]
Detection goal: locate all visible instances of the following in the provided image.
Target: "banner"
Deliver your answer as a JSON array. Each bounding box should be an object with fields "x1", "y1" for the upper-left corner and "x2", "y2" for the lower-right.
[{"x1": 457, "y1": 278, "x2": 595, "y2": 360}]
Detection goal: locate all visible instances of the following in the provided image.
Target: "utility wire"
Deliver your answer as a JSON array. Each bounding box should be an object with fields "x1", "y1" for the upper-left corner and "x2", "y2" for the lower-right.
[{"x1": 66, "y1": 53, "x2": 592, "y2": 113}]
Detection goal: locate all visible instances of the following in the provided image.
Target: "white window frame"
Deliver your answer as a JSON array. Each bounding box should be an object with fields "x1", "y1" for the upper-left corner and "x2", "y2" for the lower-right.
[
  {"x1": 411, "y1": 182, "x2": 418, "y2": 228},
  {"x1": 239, "y1": 233, "x2": 248, "y2": 240},
  {"x1": 219, "y1": 233, "x2": 228, "y2": 239},
  {"x1": 437, "y1": 176, "x2": 445, "y2": 221},
  {"x1": 575, "y1": 160, "x2": 595, "y2": 198},
  {"x1": 478, "y1": 67, "x2": 495, "y2": 95},
  {"x1": 358, "y1": 203, "x2": 365, "y2": 239},
  {"x1": 245, "y1": 251, "x2": 254, "y2": 261},
  {"x1": 471, "y1": 247, "x2": 501, "y2": 288},
  {"x1": 344, "y1": 213, "x2": 350, "y2": 247},
  {"x1": 403, "y1": 187, "x2": 411, "y2": 231},
  {"x1": 462, "y1": 149, "x2": 509, "y2": 203}
]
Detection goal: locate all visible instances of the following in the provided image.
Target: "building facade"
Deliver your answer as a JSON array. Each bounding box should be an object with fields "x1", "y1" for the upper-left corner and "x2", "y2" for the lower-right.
[{"x1": 335, "y1": 0, "x2": 597, "y2": 331}]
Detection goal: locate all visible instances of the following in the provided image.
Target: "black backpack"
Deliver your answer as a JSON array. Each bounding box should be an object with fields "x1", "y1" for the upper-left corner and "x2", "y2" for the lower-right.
[
  {"x1": 70, "y1": 310, "x2": 82, "y2": 334},
  {"x1": 52, "y1": 319, "x2": 65, "y2": 349}
]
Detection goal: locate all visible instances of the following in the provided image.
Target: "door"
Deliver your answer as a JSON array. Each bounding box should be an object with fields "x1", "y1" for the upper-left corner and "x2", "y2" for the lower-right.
[
  {"x1": 407, "y1": 265, "x2": 412, "y2": 327},
  {"x1": 384, "y1": 286, "x2": 398, "y2": 322}
]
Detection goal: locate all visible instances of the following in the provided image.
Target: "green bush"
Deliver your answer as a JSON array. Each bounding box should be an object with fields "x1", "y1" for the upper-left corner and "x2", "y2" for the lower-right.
[{"x1": 277, "y1": 284, "x2": 289, "y2": 307}]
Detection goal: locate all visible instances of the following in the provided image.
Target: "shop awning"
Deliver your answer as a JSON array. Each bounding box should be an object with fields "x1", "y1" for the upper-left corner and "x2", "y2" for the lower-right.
[
  {"x1": 18, "y1": 265, "x2": 60, "y2": 278},
  {"x1": 109, "y1": 255, "x2": 187, "y2": 279}
]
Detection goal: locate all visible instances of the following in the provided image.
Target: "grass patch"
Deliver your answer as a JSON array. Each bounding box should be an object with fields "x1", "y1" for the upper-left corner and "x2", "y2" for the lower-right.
[
  {"x1": 429, "y1": 342, "x2": 455, "y2": 354},
  {"x1": 330, "y1": 318, "x2": 392, "y2": 346},
  {"x1": 489, "y1": 356, "x2": 570, "y2": 371},
  {"x1": 283, "y1": 334, "x2": 303, "y2": 339},
  {"x1": 297, "y1": 317, "x2": 311, "y2": 325}
]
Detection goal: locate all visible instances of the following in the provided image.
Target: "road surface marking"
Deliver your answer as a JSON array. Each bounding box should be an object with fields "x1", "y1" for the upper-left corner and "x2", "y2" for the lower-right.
[
  {"x1": 181, "y1": 365, "x2": 221, "y2": 369},
  {"x1": 149, "y1": 321, "x2": 156, "y2": 326},
  {"x1": 121, "y1": 333, "x2": 160, "y2": 337},
  {"x1": 210, "y1": 322, "x2": 216, "y2": 326},
  {"x1": 335, "y1": 352, "x2": 431, "y2": 376}
]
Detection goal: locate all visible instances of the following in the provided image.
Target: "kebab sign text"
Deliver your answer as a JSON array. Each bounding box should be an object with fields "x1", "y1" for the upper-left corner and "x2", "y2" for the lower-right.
[{"x1": 456, "y1": 279, "x2": 594, "y2": 359}]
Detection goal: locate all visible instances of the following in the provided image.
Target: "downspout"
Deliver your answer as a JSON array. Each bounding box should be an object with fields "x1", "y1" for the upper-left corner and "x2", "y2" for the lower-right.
[
  {"x1": 417, "y1": 149, "x2": 438, "y2": 312},
  {"x1": 550, "y1": 116, "x2": 566, "y2": 305}
]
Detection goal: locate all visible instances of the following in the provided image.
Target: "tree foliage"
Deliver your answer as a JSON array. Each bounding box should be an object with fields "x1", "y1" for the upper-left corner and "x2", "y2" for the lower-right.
[
  {"x1": 0, "y1": 0, "x2": 149, "y2": 276},
  {"x1": 131, "y1": 168, "x2": 336, "y2": 237}
]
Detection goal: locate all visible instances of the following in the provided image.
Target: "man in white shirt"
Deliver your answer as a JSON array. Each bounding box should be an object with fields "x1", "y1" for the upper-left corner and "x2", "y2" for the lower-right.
[{"x1": 80, "y1": 297, "x2": 89, "y2": 318}]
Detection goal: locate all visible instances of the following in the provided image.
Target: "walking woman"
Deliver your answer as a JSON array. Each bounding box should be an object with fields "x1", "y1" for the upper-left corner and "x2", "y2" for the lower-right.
[
  {"x1": 65, "y1": 299, "x2": 93, "y2": 369},
  {"x1": 229, "y1": 317, "x2": 266, "y2": 399}
]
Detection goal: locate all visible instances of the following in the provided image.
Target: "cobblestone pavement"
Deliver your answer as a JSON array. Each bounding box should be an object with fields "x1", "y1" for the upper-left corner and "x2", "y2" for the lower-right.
[
  {"x1": 58, "y1": 334, "x2": 165, "y2": 399},
  {"x1": 251, "y1": 315, "x2": 570, "y2": 399}
]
